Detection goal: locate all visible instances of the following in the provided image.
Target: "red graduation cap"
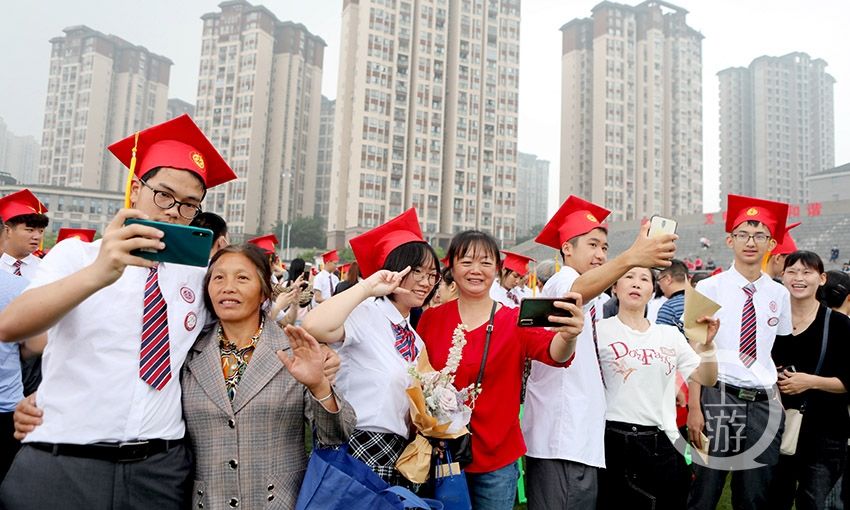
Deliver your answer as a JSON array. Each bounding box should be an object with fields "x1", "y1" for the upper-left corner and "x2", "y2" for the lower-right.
[
  {"x1": 725, "y1": 194, "x2": 789, "y2": 244},
  {"x1": 56, "y1": 228, "x2": 96, "y2": 243},
  {"x1": 440, "y1": 256, "x2": 449, "y2": 267},
  {"x1": 772, "y1": 222, "x2": 801, "y2": 256},
  {"x1": 0, "y1": 189, "x2": 48, "y2": 222},
  {"x1": 321, "y1": 250, "x2": 339, "y2": 264},
  {"x1": 535, "y1": 195, "x2": 611, "y2": 250},
  {"x1": 350, "y1": 208, "x2": 425, "y2": 278},
  {"x1": 108, "y1": 114, "x2": 236, "y2": 191},
  {"x1": 247, "y1": 234, "x2": 279, "y2": 255},
  {"x1": 501, "y1": 251, "x2": 535, "y2": 276}
]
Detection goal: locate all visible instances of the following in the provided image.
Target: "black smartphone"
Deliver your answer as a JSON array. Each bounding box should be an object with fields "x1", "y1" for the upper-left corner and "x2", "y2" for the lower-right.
[
  {"x1": 124, "y1": 218, "x2": 213, "y2": 267},
  {"x1": 517, "y1": 297, "x2": 576, "y2": 328}
]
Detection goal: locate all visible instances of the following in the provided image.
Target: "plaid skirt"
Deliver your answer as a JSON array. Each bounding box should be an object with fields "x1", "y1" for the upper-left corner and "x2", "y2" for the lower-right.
[{"x1": 348, "y1": 428, "x2": 416, "y2": 489}]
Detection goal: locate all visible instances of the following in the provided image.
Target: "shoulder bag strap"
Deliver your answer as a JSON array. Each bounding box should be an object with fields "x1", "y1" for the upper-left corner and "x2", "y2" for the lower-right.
[
  {"x1": 474, "y1": 301, "x2": 499, "y2": 391},
  {"x1": 801, "y1": 308, "x2": 831, "y2": 412}
]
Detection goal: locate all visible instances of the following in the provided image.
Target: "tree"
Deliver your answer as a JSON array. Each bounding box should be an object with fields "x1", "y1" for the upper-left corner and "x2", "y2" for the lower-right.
[{"x1": 286, "y1": 216, "x2": 327, "y2": 250}]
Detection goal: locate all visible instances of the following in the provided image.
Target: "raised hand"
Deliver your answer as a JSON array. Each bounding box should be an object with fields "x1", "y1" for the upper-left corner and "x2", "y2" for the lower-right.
[
  {"x1": 548, "y1": 292, "x2": 585, "y2": 339},
  {"x1": 626, "y1": 221, "x2": 678, "y2": 270},
  {"x1": 321, "y1": 344, "x2": 340, "y2": 385},
  {"x1": 92, "y1": 209, "x2": 163, "y2": 286},
  {"x1": 277, "y1": 325, "x2": 329, "y2": 391},
  {"x1": 695, "y1": 316, "x2": 720, "y2": 349},
  {"x1": 361, "y1": 266, "x2": 412, "y2": 298}
]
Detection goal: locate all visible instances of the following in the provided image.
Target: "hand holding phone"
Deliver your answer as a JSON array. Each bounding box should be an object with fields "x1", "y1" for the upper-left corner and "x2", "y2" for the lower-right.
[
  {"x1": 518, "y1": 297, "x2": 576, "y2": 328},
  {"x1": 124, "y1": 218, "x2": 213, "y2": 267}
]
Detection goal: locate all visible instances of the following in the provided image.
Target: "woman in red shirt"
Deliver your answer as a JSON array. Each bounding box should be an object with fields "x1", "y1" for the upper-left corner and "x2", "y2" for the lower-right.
[{"x1": 416, "y1": 230, "x2": 584, "y2": 509}]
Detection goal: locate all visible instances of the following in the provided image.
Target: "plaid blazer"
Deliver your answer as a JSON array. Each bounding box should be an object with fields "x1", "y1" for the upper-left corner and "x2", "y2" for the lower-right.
[{"x1": 181, "y1": 322, "x2": 356, "y2": 510}]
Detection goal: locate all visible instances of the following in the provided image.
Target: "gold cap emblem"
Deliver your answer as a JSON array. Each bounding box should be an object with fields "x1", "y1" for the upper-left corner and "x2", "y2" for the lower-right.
[
  {"x1": 191, "y1": 152, "x2": 205, "y2": 170},
  {"x1": 746, "y1": 207, "x2": 758, "y2": 216}
]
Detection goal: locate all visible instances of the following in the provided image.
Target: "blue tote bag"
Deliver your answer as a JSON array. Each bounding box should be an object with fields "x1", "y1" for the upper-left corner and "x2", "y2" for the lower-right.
[
  {"x1": 295, "y1": 445, "x2": 443, "y2": 510},
  {"x1": 432, "y1": 450, "x2": 472, "y2": 510}
]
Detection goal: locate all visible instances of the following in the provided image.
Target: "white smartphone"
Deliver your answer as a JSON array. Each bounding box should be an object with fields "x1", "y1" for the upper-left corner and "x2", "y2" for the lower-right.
[{"x1": 648, "y1": 215, "x2": 678, "y2": 238}]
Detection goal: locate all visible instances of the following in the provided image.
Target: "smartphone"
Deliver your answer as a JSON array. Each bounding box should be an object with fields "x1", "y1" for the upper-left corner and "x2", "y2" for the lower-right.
[
  {"x1": 124, "y1": 218, "x2": 213, "y2": 267},
  {"x1": 777, "y1": 365, "x2": 797, "y2": 374},
  {"x1": 517, "y1": 297, "x2": 576, "y2": 328},
  {"x1": 648, "y1": 215, "x2": 678, "y2": 238}
]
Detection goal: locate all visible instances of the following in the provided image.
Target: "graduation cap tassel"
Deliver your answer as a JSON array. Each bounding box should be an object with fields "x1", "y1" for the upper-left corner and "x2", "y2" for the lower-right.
[{"x1": 124, "y1": 132, "x2": 140, "y2": 209}]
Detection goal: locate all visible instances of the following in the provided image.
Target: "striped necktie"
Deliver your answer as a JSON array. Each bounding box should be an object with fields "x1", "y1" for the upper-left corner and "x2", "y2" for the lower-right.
[
  {"x1": 740, "y1": 284, "x2": 757, "y2": 368},
  {"x1": 12, "y1": 260, "x2": 22, "y2": 277},
  {"x1": 391, "y1": 321, "x2": 418, "y2": 362},
  {"x1": 140, "y1": 266, "x2": 172, "y2": 390}
]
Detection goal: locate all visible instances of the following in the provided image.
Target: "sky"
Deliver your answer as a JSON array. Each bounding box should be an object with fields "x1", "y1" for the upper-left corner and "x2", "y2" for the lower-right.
[{"x1": 2, "y1": 0, "x2": 848, "y2": 215}]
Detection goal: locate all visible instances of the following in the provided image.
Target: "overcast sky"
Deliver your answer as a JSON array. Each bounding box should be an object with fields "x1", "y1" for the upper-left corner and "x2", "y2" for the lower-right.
[{"x1": 2, "y1": 0, "x2": 847, "y2": 214}]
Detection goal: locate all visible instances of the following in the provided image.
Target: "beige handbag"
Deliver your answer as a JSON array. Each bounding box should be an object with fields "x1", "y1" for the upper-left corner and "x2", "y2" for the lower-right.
[
  {"x1": 779, "y1": 309, "x2": 830, "y2": 456},
  {"x1": 780, "y1": 408, "x2": 803, "y2": 455}
]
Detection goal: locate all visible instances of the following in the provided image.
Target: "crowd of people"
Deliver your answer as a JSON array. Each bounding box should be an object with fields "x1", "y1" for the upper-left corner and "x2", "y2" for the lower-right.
[{"x1": 0, "y1": 115, "x2": 847, "y2": 510}]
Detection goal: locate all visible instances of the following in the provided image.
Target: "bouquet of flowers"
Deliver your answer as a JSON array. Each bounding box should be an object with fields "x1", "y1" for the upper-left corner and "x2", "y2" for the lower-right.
[{"x1": 396, "y1": 323, "x2": 475, "y2": 484}]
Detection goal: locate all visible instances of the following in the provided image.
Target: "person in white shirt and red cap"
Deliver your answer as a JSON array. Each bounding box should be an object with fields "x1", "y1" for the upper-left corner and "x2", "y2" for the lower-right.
[
  {"x1": 301, "y1": 208, "x2": 441, "y2": 487},
  {"x1": 0, "y1": 190, "x2": 49, "y2": 281},
  {"x1": 522, "y1": 195, "x2": 676, "y2": 510},
  {"x1": 687, "y1": 194, "x2": 793, "y2": 510},
  {"x1": 0, "y1": 114, "x2": 237, "y2": 510},
  {"x1": 490, "y1": 251, "x2": 534, "y2": 308},
  {"x1": 313, "y1": 250, "x2": 340, "y2": 303},
  {"x1": 763, "y1": 222, "x2": 801, "y2": 282}
]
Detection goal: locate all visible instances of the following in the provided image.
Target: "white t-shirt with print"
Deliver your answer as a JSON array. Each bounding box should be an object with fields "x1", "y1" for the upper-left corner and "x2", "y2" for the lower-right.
[{"x1": 596, "y1": 316, "x2": 700, "y2": 445}]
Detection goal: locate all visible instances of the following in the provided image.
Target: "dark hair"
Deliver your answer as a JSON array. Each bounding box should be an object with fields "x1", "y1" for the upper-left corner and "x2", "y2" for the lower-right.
[
  {"x1": 820, "y1": 270, "x2": 850, "y2": 308},
  {"x1": 143, "y1": 167, "x2": 207, "y2": 196},
  {"x1": 203, "y1": 243, "x2": 272, "y2": 319},
  {"x1": 440, "y1": 265, "x2": 454, "y2": 284},
  {"x1": 191, "y1": 211, "x2": 228, "y2": 241},
  {"x1": 783, "y1": 250, "x2": 824, "y2": 274},
  {"x1": 5, "y1": 213, "x2": 49, "y2": 229},
  {"x1": 345, "y1": 261, "x2": 360, "y2": 284},
  {"x1": 381, "y1": 241, "x2": 441, "y2": 304},
  {"x1": 690, "y1": 272, "x2": 710, "y2": 287},
  {"x1": 446, "y1": 230, "x2": 501, "y2": 269},
  {"x1": 287, "y1": 258, "x2": 306, "y2": 285},
  {"x1": 659, "y1": 259, "x2": 689, "y2": 282}
]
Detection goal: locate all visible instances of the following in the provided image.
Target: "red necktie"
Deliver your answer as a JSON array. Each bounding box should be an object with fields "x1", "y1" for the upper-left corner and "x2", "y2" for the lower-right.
[
  {"x1": 391, "y1": 322, "x2": 418, "y2": 362},
  {"x1": 590, "y1": 304, "x2": 606, "y2": 388},
  {"x1": 740, "y1": 284, "x2": 757, "y2": 367},
  {"x1": 508, "y1": 291, "x2": 519, "y2": 305},
  {"x1": 12, "y1": 260, "x2": 22, "y2": 277},
  {"x1": 140, "y1": 266, "x2": 172, "y2": 390}
]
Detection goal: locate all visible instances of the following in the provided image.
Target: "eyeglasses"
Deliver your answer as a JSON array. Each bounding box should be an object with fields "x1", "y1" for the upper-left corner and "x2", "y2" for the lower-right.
[
  {"x1": 730, "y1": 232, "x2": 771, "y2": 245},
  {"x1": 411, "y1": 267, "x2": 441, "y2": 286},
  {"x1": 139, "y1": 179, "x2": 202, "y2": 219}
]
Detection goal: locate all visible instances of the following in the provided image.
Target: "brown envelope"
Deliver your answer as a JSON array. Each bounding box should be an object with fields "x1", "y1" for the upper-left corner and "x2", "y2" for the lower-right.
[{"x1": 683, "y1": 285, "x2": 721, "y2": 345}]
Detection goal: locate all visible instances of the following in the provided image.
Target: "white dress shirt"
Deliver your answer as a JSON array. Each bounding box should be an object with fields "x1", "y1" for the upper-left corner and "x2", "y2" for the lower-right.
[
  {"x1": 521, "y1": 265, "x2": 607, "y2": 468},
  {"x1": 336, "y1": 296, "x2": 423, "y2": 437},
  {"x1": 694, "y1": 264, "x2": 792, "y2": 388},
  {"x1": 24, "y1": 239, "x2": 210, "y2": 444},
  {"x1": 0, "y1": 252, "x2": 40, "y2": 280},
  {"x1": 489, "y1": 280, "x2": 519, "y2": 308},
  {"x1": 313, "y1": 269, "x2": 339, "y2": 301}
]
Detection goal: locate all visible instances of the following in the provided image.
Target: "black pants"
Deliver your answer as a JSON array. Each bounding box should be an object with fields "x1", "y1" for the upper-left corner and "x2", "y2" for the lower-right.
[
  {"x1": 769, "y1": 425, "x2": 847, "y2": 510},
  {"x1": 0, "y1": 443, "x2": 191, "y2": 510},
  {"x1": 0, "y1": 412, "x2": 20, "y2": 484},
  {"x1": 598, "y1": 421, "x2": 691, "y2": 510}
]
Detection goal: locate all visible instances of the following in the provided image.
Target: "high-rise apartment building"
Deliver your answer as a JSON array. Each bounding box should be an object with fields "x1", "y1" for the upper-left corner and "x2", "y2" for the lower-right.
[
  {"x1": 560, "y1": 1, "x2": 703, "y2": 221},
  {"x1": 719, "y1": 52, "x2": 834, "y2": 205},
  {"x1": 516, "y1": 152, "x2": 549, "y2": 238},
  {"x1": 0, "y1": 117, "x2": 39, "y2": 184},
  {"x1": 166, "y1": 98, "x2": 195, "y2": 119},
  {"x1": 38, "y1": 26, "x2": 171, "y2": 191},
  {"x1": 315, "y1": 96, "x2": 335, "y2": 223},
  {"x1": 327, "y1": 0, "x2": 521, "y2": 248},
  {"x1": 195, "y1": 0, "x2": 325, "y2": 236}
]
